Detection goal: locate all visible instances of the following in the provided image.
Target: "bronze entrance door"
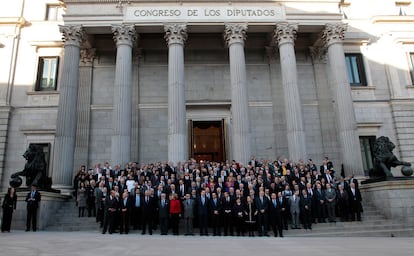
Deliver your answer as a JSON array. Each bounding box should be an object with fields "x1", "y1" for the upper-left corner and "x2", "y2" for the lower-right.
[{"x1": 189, "y1": 120, "x2": 226, "y2": 162}]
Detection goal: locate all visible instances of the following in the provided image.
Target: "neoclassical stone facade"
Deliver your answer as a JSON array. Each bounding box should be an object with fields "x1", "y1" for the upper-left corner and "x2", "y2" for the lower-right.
[{"x1": 1, "y1": 0, "x2": 414, "y2": 191}]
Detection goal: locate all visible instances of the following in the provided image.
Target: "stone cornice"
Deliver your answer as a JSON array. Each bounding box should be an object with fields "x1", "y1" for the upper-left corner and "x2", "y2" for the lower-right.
[
  {"x1": 371, "y1": 15, "x2": 414, "y2": 24},
  {"x1": 63, "y1": 0, "x2": 341, "y2": 3},
  {"x1": 0, "y1": 17, "x2": 29, "y2": 27}
]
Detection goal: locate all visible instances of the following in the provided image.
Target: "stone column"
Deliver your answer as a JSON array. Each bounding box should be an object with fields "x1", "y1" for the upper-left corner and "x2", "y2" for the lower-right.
[
  {"x1": 309, "y1": 47, "x2": 340, "y2": 161},
  {"x1": 274, "y1": 23, "x2": 307, "y2": 162},
  {"x1": 111, "y1": 25, "x2": 137, "y2": 167},
  {"x1": 266, "y1": 46, "x2": 288, "y2": 157},
  {"x1": 164, "y1": 24, "x2": 188, "y2": 164},
  {"x1": 322, "y1": 23, "x2": 364, "y2": 176},
  {"x1": 74, "y1": 48, "x2": 95, "y2": 170},
  {"x1": 52, "y1": 25, "x2": 84, "y2": 192},
  {"x1": 224, "y1": 23, "x2": 251, "y2": 165}
]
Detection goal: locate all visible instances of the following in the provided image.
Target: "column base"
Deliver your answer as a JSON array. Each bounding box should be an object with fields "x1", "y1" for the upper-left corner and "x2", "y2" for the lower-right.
[{"x1": 51, "y1": 185, "x2": 74, "y2": 196}]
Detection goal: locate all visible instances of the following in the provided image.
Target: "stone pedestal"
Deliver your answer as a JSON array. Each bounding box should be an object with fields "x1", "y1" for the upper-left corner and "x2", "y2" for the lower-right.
[
  {"x1": 361, "y1": 178, "x2": 414, "y2": 226},
  {"x1": 0, "y1": 191, "x2": 70, "y2": 231}
]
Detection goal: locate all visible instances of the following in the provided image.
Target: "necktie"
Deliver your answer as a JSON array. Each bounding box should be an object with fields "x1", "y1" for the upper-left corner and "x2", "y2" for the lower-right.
[
  {"x1": 273, "y1": 200, "x2": 276, "y2": 207},
  {"x1": 135, "y1": 196, "x2": 140, "y2": 207},
  {"x1": 162, "y1": 200, "x2": 165, "y2": 207}
]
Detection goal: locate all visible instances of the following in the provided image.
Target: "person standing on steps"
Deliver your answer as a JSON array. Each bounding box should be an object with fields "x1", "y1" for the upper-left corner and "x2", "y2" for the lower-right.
[
  {"x1": 1, "y1": 187, "x2": 17, "y2": 232},
  {"x1": 25, "y1": 184, "x2": 41, "y2": 232}
]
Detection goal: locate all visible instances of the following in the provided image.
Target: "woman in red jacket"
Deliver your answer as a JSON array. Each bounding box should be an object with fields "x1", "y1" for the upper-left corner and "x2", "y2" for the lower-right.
[{"x1": 169, "y1": 193, "x2": 182, "y2": 235}]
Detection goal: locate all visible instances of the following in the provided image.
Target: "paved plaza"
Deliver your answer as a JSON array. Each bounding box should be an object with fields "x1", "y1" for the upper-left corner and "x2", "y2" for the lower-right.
[{"x1": 0, "y1": 231, "x2": 413, "y2": 256}]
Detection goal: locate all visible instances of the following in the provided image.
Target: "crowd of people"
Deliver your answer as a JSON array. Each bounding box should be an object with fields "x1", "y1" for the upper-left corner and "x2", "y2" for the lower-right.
[{"x1": 73, "y1": 156, "x2": 364, "y2": 236}]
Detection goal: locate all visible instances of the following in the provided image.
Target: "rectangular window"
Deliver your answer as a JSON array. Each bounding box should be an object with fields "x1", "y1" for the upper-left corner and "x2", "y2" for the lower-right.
[
  {"x1": 359, "y1": 136, "x2": 376, "y2": 175},
  {"x1": 409, "y1": 52, "x2": 414, "y2": 85},
  {"x1": 46, "y1": 5, "x2": 63, "y2": 21},
  {"x1": 35, "y1": 57, "x2": 59, "y2": 91},
  {"x1": 345, "y1": 53, "x2": 367, "y2": 86}
]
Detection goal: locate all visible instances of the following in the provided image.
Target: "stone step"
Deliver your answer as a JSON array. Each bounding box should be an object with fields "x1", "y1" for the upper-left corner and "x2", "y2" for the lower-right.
[
  {"x1": 287, "y1": 228, "x2": 414, "y2": 237},
  {"x1": 46, "y1": 199, "x2": 411, "y2": 236}
]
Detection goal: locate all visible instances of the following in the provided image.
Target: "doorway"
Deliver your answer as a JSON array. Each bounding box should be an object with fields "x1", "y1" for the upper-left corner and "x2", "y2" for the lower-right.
[{"x1": 189, "y1": 120, "x2": 226, "y2": 162}]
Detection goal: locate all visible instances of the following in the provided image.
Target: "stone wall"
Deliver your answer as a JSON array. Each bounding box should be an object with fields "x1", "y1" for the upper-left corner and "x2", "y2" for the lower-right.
[{"x1": 361, "y1": 179, "x2": 414, "y2": 225}]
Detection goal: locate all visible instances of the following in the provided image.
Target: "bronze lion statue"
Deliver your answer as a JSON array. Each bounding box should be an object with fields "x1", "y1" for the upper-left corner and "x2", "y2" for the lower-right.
[
  {"x1": 369, "y1": 136, "x2": 411, "y2": 178},
  {"x1": 10, "y1": 144, "x2": 51, "y2": 189}
]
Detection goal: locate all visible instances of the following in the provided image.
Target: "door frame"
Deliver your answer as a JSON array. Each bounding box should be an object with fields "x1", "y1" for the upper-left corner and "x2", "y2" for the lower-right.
[{"x1": 187, "y1": 106, "x2": 231, "y2": 162}]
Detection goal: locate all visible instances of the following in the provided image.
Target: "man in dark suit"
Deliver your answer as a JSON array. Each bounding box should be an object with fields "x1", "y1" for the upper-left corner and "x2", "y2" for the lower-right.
[
  {"x1": 158, "y1": 193, "x2": 169, "y2": 235},
  {"x1": 314, "y1": 182, "x2": 326, "y2": 223},
  {"x1": 278, "y1": 191, "x2": 289, "y2": 230},
  {"x1": 25, "y1": 184, "x2": 41, "y2": 232},
  {"x1": 141, "y1": 190, "x2": 155, "y2": 235},
  {"x1": 300, "y1": 189, "x2": 312, "y2": 230},
  {"x1": 210, "y1": 192, "x2": 222, "y2": 236},
  {"x1": 196, "y1": 190, "x2": 209, "y2": 236},
  {"x1": 119, "y1": 191, "x2": 132, "y2": 234},
  {"x1": 222, "y1": 191, "x2": 234, "y2": 236},
  {"x1": 349, "y1": 182, "x2": 362, "y2": 221},
  {"x1": 130, "y1": 188, "x2": 142, "y2": 230},
  {"x1": 269, "y1": 192, "x2": 283, "y2": 237},
  {"x1": 320, "y1": 157, "x2": 333, "y2": 174},
  {"x1": 255, "y1": 190, "x2": 269, "y2": 236},
  {"x1": 102, "y1": 190, "x2": 118, "y2": 234}
]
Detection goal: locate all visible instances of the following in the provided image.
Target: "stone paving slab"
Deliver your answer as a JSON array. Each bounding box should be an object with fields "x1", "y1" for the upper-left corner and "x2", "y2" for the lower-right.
[{"x1": 0, "y1": 231, "x2": 414, "y2": 256}]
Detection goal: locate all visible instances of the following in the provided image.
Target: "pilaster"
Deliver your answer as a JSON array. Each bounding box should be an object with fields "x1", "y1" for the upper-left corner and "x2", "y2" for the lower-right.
[{"x1": 74, "y1": 48, "x2": 95, "y2": 170}]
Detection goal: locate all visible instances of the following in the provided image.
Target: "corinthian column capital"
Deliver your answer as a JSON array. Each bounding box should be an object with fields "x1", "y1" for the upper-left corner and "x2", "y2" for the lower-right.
[
  {"x1": 309, "y1": 46, "x2": 327, "y2": 64},
  {"x1": 112, "y1": 24, "x2": 137, "y2": 47},
  {"x1": 224, "y1": 23, "x2": 248, "y2": 47},
  {"x1": 274, "y1": 22, "x2": 298, "y2": 47},
  {"x1": 59, "y1": 25, "x2": 85, "y2": 47},
  {"x1": 164, "y1": 24, "x2": 188, "y2": 46},
  {"x1": 80, "y1": 48, "x2": 96, "y2": 65},
  {"x1": 322, "y1": 23, "x2": 347, "y2": 47}
]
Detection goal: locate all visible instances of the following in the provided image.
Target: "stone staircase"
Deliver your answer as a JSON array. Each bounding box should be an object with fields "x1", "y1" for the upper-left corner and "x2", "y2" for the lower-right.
[
  {"x1": 46, "y1": 200, "x2": 101, "y2": 232},
  {"x1": 45, "y1": 200, "x2": 414, "y2": 236},
  {"x1": 286, "y1": 203, "x2": 414, "y2": 237}
]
